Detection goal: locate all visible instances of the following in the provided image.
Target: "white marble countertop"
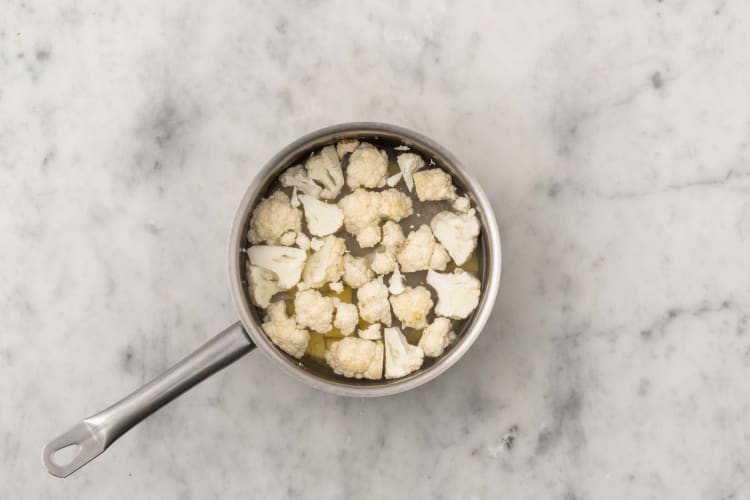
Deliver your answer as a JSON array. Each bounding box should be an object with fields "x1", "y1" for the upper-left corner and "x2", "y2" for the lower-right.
[{"x1": 3, "y1": 1, "x2": 750, "y2": 498}]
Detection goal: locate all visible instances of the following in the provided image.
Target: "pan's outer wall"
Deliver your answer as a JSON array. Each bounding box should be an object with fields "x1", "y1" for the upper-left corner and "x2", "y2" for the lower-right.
[{"x1": 227, "y1": 123, "x2": 502, "y2": 397}]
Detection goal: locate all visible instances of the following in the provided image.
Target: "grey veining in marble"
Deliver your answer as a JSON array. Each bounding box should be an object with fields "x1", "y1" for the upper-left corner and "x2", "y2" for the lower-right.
[{"x1": 2, "y1": 0, "x2": 750, "y2": 498}]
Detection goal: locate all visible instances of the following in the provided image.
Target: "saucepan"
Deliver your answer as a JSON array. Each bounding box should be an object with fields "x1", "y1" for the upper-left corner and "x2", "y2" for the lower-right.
[{"x1": 42, "y1": 122, "x2": 502, "y2": 477}]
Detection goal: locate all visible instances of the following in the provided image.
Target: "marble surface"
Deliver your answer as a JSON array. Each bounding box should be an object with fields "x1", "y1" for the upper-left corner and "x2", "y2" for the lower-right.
[{"x1": 2, "y1": 0, "x2": 750, "y2": 498}]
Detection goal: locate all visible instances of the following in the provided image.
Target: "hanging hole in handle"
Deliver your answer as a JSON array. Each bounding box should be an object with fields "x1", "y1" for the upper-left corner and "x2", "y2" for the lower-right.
[{"x1": 51, "y1": 444, "x2": 81, "y2": 466}]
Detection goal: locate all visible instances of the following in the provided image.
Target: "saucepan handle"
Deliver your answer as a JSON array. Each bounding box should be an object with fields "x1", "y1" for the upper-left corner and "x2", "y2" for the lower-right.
[{"x1": 42, "y1": 321, "x2": 254, "y2": 477}]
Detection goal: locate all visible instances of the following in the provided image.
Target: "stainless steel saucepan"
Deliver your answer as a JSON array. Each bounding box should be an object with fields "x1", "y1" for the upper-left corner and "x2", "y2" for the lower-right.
[{"x1": 42, "y1": 122, "x2": 502, "y2": 477}]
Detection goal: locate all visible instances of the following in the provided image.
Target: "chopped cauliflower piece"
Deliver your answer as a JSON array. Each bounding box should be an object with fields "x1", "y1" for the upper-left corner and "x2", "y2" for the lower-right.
[
  {"x1": 430, "y1": 210, "x2": 480, "y2": 265},
  {"x1": 358, "y1": 323, "x2": 382, "y2": 340},
  {"x1": 305, "y1": 145, "x2": 344, "y2": 199},
  {"x1": 336, "y1": 139, "x2": 359, "y2": 159},
  {"x1": 426, "y1": 269, "x2": 481, "y2": 319},
  {"x1": 302, "y1": 235, "x2": 345, "y2": 289},
  {"x1": 384, "y1": 327, "x2": 424, "y2": 379},
  {"x1": 388, "y1": 265, "x2": 405, "y2": 295},
  {"x1": 346, "y1": 142, "x2": 388, "y2": 189},
  {"x1": 356, "y1": 224, "x2": 381, "y2": 248},
  {"x1": 329, "y1": 281, "x2": 344, "y2": 294},
  {"x1": 397, "y1": 225, "x2": 439, "y2": 273},
  {"x1": 389, "y1": 286, "x2": 433, "y2": 329},
  {"x1": 280, "y1": 165, "x2": 323, "y2": 199},
  {"x1": 357, "y1": 277, "x2": 392, "y2": 326},
  {"x1": 326, "y1": 337, "x2": 383, "y2": 379},
  {"x1": 294, "y1": 289, "x2": 334, "y2": 333},
  {"x1": 310, "y1": 237, "x2": 324, "y2": 251},
  {"x1": 246, "y1": 245, "x2": 307, "y2": 289},
  {"x1": 387, "y1": 172, "x2": 402, "y2": 187},
  {"x1": 298, "y1": 194, "x2": 343, "y2": 237},
  {"x1": 333, "y1": 301, "x2": 359, "y2": 335},
  {"x1": 247, "y1": 265, "x2": 283, "y2": 308},
  {"x1": 429, "y1": 243, "x2": 450, "y2": 271},
  {"x1": 343, "y1": 254, "x2": 373, "y2": 289},
  {"x1": 295, "y1": 232, "x2": 310, "y2": 250},
  {"x1": 338, "y1": 189, "x2": 381, "y2": 235},
  {"x1": 262, "y1": 301, "x2": 309, "y2": 358},
  {"x1": 413, "y1": 168, "x2": 457, "y2": 201},
  {"x1": 396, "y1": 153, "x2": 425, "y2": 192},
  {"x1": 278, "y1": 230, "x2": 296, "y2": 246},
  {"x1": 453, "y1": 196, "x2": 471, "y2": 213},
  {"x1": 378, "y1": 188, "x2": 413, "y2": 222},
  {"x1": 418, "y1": 317, "x2": 456, "y2": 357},
  {"x1": 381, "y1": 221, "x2": 405, "y2": 253},
  {"x1": 370, "y1": 249, "x2": 397, "y2": 275},
  {"x1": 247, "y1": 191, "x2": 302, "y2": 244}
]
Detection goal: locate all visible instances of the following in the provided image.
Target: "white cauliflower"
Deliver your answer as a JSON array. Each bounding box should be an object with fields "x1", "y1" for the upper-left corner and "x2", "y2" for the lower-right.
[
  {"x1": 387, "y1": 172, "x2": 402, "y2": 187},
  {"x1": 426, "y1": 269, "x2": 481, "y2": 319},
  {"x1": 418, "y1": 317, "x2": 456, "y2": 357},
  {"x1": 336, "y1": 139, "x2": 359, "y2": 159},
  {"x1": 246, "y1": 245, "x2": 307, "y2": 289},
  {"x1": 278, "y1": 230, "x2": 296, "y2": 246},
  {"x1": 305, "y1": 145, "x2": 344, "y2": 199},
  {"x1": 333, "y1": 301, "x2": 359, "y2": 335},
  {"x1": 430, "y1": 210, "x2": 480, "y2": 265},
  {"x1": 246, "y1": 265, "x2": 283, "y2": 308},
  {"x1": 346, "y1": 142, "x2": 388, "y2": 189},
  {"x1": 413, "y1": 168, "x2": 457, "y2": 201},
  {"x1": 378, "y1": 188, "x2": 413, "y2": 222},
  {"x1": 280, "y1": 165, "x2": 322, "y2": 198},
  {"x1": 381, "y1": 221, "x2": 405, "y2": 253},
  {"x1": 295, "y1": 232, "x2": 310, "y2": 250},
  {"x1": 370, "y1": 249, "x2": 397, "y2": 275},
  {"x1": 396, "y1": 152, "x2": 425, "y2": 192},
  {"x1": 389, "y1": 286, "x2": 433, "y2": 329},
  {"x1": 453, "y1": 196, "x2": 471, "y2": 213},
  {"x1": 325, "y1": 337, "x2": 384, "y2": 379},
  {"x1": 294, "y1": 289, "x2": 334, "y2": 333},
  {"x1": 247, "y1": 191, "x2": 302, "y2": 244},
  {"x1": 384, "y1": 327, "x2": 424, "y2": 379},
  {"x1": 343, "y1": 254, "x2": 373, "y2": 289},
  {"x1": 356, "y1": 224, "x2": 381, "y2": 248},
  {"x1": 388, "y1": 265, "x2": 405, "y2": 295},
  {"x1": 329, "y1": 281, "x2": 344, "y2": 294},
  {"x1": 429, "y1": 243, "x2": 450, "y2": 271},
  {"x1": 262, "y1": 301, "x2": 309, "y2": 358},
  {"x1": 397, "y1": 225, "x2": 446, "y2": 273},
  {"x1": 356, "y1": 277, "x2": 392, "y2": 326},
  {"x1": 358, "y1": 323, "x2": 382, "y2": 340},
  {"x1": 298, "y1": 194, "x2": 343, "y2": 237},
  {"x1": 302, "y1": 235, "x2": 345, "y2": 289},
  {"x1": 338, "y1": 189, "x2": 412, "y2": 247}
]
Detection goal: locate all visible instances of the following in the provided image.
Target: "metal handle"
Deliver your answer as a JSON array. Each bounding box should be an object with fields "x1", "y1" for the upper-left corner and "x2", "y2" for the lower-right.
[{"x1": 42, "y1": 321, "x2": 255, "y2": 477}]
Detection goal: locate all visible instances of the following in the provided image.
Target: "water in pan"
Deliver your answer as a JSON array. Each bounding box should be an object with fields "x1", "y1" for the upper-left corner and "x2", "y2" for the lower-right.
[{"x1": 242, "y1": 136, "x2": 485, "y2": 383}]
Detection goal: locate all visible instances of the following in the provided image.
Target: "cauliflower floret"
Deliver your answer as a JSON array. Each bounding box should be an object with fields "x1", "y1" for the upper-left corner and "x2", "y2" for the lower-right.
[
  {"x1": 247, "y1": 191, "x2": 302, "y2": 244},
  {"x1": 302, "y1": 235, "x2": 345, "y2": 289},
  {"x1": 346, "y1": 142, "x2": 388, "y2": 189},
  {"x1": 343, "y1": 254, "x2": 373, "y2": 289},
  {"x1": 387, "y1": 172, "x2": 402, "y2": 187},
  {"x1": 430, "y1": 210, "x2": 480, "y2": 265},
  {"x1": 378, "y1": 188, "x2": 413, "y2": 222},
  {"x1": 338, "y1": 189, "x2": 381, "y2": 235},
  {"x1": 278, "y1": 230, "x2": 296, "y2": 246},
  {"x1": 389, "y1": 286, "x2": 433, "y2": 329},
  {"x1": 336, "y1": 139, "x2": 359, "y2": 159},
  {"x1": 246, "y1": 245, "x2": 307, "y2": 289},
  {"x1": 429, "y1": 243, "x2": 450, "y2": 271},
  {"x1": 384, "y1": 327, "x2": 424, "y2": 379},
  {"x1": 381, "y1": 221, "x2": 405, "y2": 253},
  {"x1": 453, "y1": 196, "x2": 471, "y2": 213},
  {"x1": 418, "y1": 317, "x2": 456, "y2": 357},
  {"x1": 356, "y1": 224, "x2": 381, "y2": 248},
  {"x1": 356, "y1": 277, "x2": 392, "y2": 326},
  {"x1": 413, "y1": 168, "x2": 457, "y2": 201},
  {"x1": 246, "y1": 265, "x2": 283, "y2": 308},
  {"x1": 388, "y1": 265, "x2": 405, "y2": 295},
  {"x1": 295, "y1": 232, "x2": 310, "y2": 250},
  {"x1": 326, "y1": 337, "x2": 384, "y2": 379},
  {"x1": 299, "y1": 194, "x2": 343, "y2": 237},
  {"x1": 358, "y1": 323, "x2": 382, "y2": 340},
  {"x1": 305, "y1": 145, "x2": 344, "y2": 199},
  {"x1": 396, "y1": 153, "x2": 425, "y2": 192},
  {"x1": 294, "y1": 289, "x2": 334, "y2": 333},
  {"x1": 262, "y1": 301, "x2": 309, "y2": 358},
  {"x1": 334, "y1": 301, "x2": 359, "y2": 335},
  {"x1": 329, "y1": 281, "x2": 344, "y2": 294},
  {"x1": 370, "y1": 249, "x2": 397, "y2": 275},
  {"x1": 426, "y1": 269, "x2": 481, "y2": 319},
  {"x1": 397, "y1": 225, "x2": 438, "y2": 273},
  {"x1": 280, "y1": 165, "x2": 323, "y2": 198}
]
